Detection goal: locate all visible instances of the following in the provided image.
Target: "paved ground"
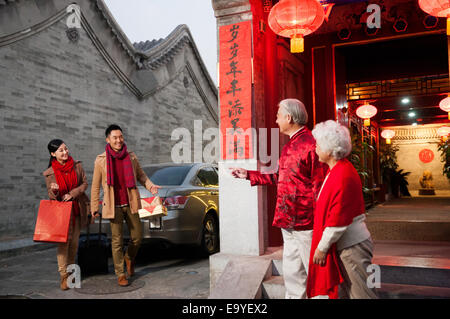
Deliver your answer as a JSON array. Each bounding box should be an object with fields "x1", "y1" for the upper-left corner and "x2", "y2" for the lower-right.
[{"x1": 0, "y1": 243, "x2": 210, "y2": 299}]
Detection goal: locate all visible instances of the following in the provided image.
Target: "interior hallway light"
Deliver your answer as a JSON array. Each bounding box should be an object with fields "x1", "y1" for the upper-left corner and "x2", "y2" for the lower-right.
[
  {"x1": 401, "y1": 98, "x2": 410, "y2": 104},
  {"x1": 268, "y1": 0, "x2": 325, "y2": 53},
  {"x1": 408, "y1": 111, "x2": 416, "y2": 117}
]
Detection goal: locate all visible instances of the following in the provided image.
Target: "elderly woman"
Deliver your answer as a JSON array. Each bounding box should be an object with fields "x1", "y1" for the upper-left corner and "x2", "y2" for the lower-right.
[{"x1": 306, "y1": 120, "x2": 377, "y2": 299}]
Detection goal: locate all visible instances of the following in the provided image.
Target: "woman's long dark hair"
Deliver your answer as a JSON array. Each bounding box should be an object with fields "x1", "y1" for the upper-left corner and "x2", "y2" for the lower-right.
[{"x1": 47, "y1": 139, "x2": 64, "y2": 168}]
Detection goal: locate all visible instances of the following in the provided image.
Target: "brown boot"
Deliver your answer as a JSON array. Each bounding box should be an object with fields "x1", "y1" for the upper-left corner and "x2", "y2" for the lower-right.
[
  {"x1": 118, "y1": 275, "x2": 129, "y2": 287},
  {"x1": 124, "y1": 256, "x2": 135, "y2": 277},
  {"x1": 60, "y1": 273, "x2": 69, "y2": 291}
]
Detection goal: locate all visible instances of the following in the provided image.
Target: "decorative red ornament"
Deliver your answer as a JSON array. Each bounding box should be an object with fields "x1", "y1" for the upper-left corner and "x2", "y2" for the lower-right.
[
  {"x1": 268, "y1": 0, "x2": 325, "y2": 53},
  {"x1": 419, "y1": 149, "x2": 434, "y2": 163},
  {"x1": 418, "y1": 0, "x2": 450, "y2": 35},
  {"x1": 439, "y1": 95, "x2": 450, "y2": 120},
  {"x1": 381, "y1": 129, "x2": 395, "y2": 144},
  {"x1": 356, "y1": 104, "x2": 377, "y2": 126}
]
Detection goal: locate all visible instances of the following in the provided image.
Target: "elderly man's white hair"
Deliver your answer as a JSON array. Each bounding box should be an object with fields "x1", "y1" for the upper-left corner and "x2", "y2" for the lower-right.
[
  {"x1": 278, "y1": 98, "x2": 308, "y2": 125},
  {"x1": 312, "y1": 120, "x2": 352, "y2": 160}
]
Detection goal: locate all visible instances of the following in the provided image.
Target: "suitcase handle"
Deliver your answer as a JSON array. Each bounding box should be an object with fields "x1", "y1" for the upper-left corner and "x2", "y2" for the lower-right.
[{"x1": 86, "y1": 212, "x2": 102, "y2": 247}]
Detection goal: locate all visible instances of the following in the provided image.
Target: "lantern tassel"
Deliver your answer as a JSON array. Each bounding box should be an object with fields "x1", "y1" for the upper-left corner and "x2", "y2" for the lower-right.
[
  {"x1": 447, "y1": 17, "x2": 450, "y2": 36},
  {"x1": 291, "y1": 35, "x2": 304, "y2": 53},
  {"x1": 364, "y1": 118, "x2": 370, "y2": 126}
]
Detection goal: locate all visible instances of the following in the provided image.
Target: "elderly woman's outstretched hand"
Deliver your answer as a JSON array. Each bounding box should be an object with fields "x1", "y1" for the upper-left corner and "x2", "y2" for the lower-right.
[{"x1": 229, "y1": 167, "x2": 248, "y2": 179}]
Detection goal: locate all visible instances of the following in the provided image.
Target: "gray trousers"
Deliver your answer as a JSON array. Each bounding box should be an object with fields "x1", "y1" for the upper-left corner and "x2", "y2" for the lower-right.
[{"x1": 337, "y1": 238, "x2": 378, "y2": 299}]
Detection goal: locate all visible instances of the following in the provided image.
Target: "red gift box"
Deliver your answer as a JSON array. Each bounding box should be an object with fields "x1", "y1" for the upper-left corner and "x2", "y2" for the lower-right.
[{"x1": 33, "y1": 200, "x2": 73, "y2": 243}]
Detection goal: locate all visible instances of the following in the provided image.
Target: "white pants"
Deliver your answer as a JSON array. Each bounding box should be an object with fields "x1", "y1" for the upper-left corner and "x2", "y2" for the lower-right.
[{"x1": 281, "y1": 228, "x2": 313, "y2": 299}]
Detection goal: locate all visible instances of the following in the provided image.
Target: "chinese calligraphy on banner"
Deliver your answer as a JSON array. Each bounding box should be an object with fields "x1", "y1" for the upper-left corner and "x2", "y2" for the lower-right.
[{"x1": 219, "y1": 20, "x2": 253, "y2": 160}]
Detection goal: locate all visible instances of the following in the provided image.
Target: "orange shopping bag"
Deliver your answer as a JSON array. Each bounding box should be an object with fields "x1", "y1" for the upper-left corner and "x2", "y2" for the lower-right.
[{"x1": 33, "y1": 200, "x2": 73, "y2": 243}]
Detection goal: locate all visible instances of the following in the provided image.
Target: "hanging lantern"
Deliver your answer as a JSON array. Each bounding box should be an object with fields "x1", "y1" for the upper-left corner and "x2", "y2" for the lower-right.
[
  {"x1": 268, "y1": 0, "x2": 325, "y2": 53},
  {"x1": 381, "y1": 129, "x2": 395, "y2": 144},
  {"x1": 418, "y1": 0, "x2": 450, "y2": 35},
  {"x1": 439, "y1": 95, "x2": 450, "y2": 120},
  {"x1": 437, "y1": 126, "x2": 450, "y2": 141},
  {"x1": 356, "y1": 103, "x2": 378, "y2": 126}
]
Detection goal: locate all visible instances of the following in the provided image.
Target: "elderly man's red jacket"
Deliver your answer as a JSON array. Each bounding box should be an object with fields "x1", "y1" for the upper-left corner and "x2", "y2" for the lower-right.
[{"x1": 247, "y1": 128, "x2": 327, "y2": 230}]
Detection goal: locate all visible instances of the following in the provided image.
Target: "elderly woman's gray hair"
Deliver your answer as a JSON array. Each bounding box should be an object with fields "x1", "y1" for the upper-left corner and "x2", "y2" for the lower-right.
[
  {"x1": 312, "y1": 120, "x2": 352, "y2": 160},
  {"x1": 278, "y1": 99, "x2": 308, "y2": 125}
]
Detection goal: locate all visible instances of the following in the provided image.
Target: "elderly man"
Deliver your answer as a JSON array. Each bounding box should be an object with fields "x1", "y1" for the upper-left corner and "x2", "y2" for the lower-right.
[{"x1": 230, "y1": 98, "x2": 326, "y2": 299}]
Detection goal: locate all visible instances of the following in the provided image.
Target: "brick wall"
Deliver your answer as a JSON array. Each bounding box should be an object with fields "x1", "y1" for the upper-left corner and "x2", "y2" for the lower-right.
[{"x1": 0, "y1": 19, "x2": 218, "y2": 239}]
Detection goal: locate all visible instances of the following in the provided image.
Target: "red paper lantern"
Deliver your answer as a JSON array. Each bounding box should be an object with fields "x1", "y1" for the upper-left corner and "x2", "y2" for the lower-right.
[
  {"x1": 356, "y1": 104, "x2": 377, "y2": 126},
  {"x1": 268, "y1": 0, "x2": 325, "y2": 53},
  {"x1": 418, "y1": 0, "x2": 450, "y2": 35},
  {"x1": 437, "y1": 126, "x2": 450, "y2": 141},
  {"x1": 381, "y1": 129, "x2": 395, "y2": 144},
  {"x1": 439, "y1": 95, "x2": 450, "y2": 120}
]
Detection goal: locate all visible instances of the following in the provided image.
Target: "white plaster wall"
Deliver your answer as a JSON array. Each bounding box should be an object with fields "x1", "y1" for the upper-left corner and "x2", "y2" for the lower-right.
[
  {"x1": 395, "y1": 142, "x2": 450, "y2": 191},
  {"x1": 218, "y1": 159, "x2": 266, "y2": 256}
]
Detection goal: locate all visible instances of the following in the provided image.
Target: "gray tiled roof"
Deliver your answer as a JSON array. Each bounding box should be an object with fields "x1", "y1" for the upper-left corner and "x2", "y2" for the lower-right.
[{"x1": 133, "y1": 39, "x2": 164, "y2": 52}]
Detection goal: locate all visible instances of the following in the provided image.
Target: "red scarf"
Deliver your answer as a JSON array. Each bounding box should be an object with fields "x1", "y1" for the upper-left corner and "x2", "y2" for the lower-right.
[
  {"x1": 51, "y1": 156, "x2": 79, "y2": 216},
  {"x1": 105, "y1": 144, "x2": 136, "y2": 189}
]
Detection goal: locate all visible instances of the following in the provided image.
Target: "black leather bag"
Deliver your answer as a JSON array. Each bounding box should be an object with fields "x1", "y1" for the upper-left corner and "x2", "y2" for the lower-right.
[{"x1": 77, "y1": 214, "x2": 109, "y2": 276}]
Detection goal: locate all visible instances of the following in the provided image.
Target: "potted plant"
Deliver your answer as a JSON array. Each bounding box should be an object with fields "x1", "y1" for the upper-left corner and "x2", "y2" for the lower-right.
[
  {"x1": 438, "y1": 138, "x2": 450, "y2": 180},
  {"x1": 349, "y1": 134, "x2": 375, "y2": 203}
]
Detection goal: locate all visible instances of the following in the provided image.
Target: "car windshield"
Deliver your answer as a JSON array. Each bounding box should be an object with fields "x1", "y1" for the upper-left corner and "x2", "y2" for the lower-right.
[{"x1": 143, "y1": 165, "x2": 193, "y2": 186}]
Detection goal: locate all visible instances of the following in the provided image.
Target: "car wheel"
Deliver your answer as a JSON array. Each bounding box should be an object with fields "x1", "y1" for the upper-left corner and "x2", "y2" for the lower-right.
[{"x1": 201, "y1": 214, "x2": 219, "y2": 255}]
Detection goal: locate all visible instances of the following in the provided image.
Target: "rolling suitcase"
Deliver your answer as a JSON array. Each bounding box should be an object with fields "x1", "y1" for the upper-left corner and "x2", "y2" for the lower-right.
[{"x1": 77, "y1": 214, "x2": 109, "y2": 276}]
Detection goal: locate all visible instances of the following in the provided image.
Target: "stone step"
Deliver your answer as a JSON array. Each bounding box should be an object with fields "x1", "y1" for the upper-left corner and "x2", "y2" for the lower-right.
[
  {"x1": 261, "y1": 275, "x2": 450, "y2": 299},
  {"x1": 261, "y1": 276, "x2": 285, "y2": 299},
  {"x1": 377, "y1": 283, "x2": 450, "y2": 299},
  {"x1": 270, "y1": 260, "x2": 450, "y2": 288},
  {"x1": 366, "y1": 220, "x2": 450, "y2": 241},
  {"x1": 269, "y1": 253, "x2": 450, "y2": 288}
]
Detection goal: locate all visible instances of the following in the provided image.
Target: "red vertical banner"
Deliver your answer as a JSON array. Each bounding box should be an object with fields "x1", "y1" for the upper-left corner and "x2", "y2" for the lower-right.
[{"x1": 219, "y1": 21, "x2": 253, "y2": 160}]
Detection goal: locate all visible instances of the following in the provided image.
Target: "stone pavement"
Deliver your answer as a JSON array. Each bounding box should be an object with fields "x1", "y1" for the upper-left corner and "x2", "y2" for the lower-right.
[{"x1": 0, "y1": 243, "x2": 210, "y2": 299}]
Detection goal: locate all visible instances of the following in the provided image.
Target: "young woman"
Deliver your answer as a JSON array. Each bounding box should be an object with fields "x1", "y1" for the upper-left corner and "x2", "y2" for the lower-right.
[{"x1": 43, "y1": 139, "x2": 90, "y2": 290}]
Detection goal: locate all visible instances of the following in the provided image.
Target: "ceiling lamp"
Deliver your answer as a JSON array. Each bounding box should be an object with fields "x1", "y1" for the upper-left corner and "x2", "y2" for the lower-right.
[
  {"x1": 418, "y1": 0, "x2": 450, "y2": 35},
  {"x1": 268, "y1": 0, "x2": 325, "y2": 53},
  {"x1": 381, "y1": 129, "x2": 395, "y2": 144},
  {"x1": 356, "y1": 103, "x2": 377, "y2": 126},
  {"x1": 437, "y1": 126, "x2": 450, "y2": 141},
  {"x1": 439, "y1": 95, "x2": 450, "y2": 120}
]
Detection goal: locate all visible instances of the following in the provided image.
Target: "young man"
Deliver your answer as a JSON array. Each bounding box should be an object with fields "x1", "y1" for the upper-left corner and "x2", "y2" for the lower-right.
[
  {"x1": 90, "y1": 124, "x2": 160, "y2": 286},
  {"x1": 230, "y1": 99, "x2": 327, "y2": 299}
]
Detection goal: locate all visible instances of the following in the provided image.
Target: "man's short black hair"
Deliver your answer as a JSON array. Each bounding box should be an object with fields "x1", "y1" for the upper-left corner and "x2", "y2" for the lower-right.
[{"x1": 105, "y1": 124, "x2": 123, "y2": 137}]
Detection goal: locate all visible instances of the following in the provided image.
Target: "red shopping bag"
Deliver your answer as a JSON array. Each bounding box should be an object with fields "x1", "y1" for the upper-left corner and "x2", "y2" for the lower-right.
[{"x1": 33, "y1": 200, "x2": 73, "y2": 243}]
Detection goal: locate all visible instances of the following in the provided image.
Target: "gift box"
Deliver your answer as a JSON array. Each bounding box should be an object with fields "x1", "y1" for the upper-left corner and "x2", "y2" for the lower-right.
[
  {"x1": 138, "y1": 196, "x2": 168, "y2": 220},
  {"x1": 33, "y1": 200, "x2": 73, "y2": 243}
]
